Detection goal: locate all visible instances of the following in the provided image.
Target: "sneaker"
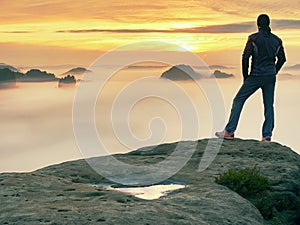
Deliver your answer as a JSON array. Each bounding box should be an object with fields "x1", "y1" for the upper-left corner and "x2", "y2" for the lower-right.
[
  {"x1": 215, "y1": 130, "x2": 234, "y2": 140},
  {"x1": 262, "y1": 136, "x2": 271, "y2": 142}
]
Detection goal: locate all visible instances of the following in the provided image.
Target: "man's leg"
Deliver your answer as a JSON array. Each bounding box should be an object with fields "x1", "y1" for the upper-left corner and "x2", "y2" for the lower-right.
[
  {"x1": 225, "y1": 76, "x2": 260, "y2": 133},
  {"x1": 261, "y1": 76, "x2": 276, "y2": 138}
]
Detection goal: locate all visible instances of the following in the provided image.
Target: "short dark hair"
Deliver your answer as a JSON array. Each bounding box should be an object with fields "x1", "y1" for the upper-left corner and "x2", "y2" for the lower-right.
[{"x1": 257, "y1": 14, "x2": 270, "y2": 28}]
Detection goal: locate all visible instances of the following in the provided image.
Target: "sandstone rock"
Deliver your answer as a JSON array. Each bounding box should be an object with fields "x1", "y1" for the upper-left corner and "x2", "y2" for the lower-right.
[
  {"x1": 0, "y1": 68, "x2": 16, "y2": 88},
  {"x1": 1, "y1": 139, "x2": 299, "y2": 224},
  {"x1": 161, "y1": 64, "x2": 202, "y2": 80},
  {"x1": 211, "y1": 70, "x2": 234, "y2": 78},
  {"x1": 61, "y1": 67, "x2": 91, "y2": 77}
]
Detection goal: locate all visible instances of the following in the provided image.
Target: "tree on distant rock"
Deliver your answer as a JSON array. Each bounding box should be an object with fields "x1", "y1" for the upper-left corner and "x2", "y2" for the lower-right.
[
  {"x1": 23, "y1": 69, "x2": 57, "y2": 82},
  {"x1": 58, "y1": 75, "x2": 76, "y2": 88}
]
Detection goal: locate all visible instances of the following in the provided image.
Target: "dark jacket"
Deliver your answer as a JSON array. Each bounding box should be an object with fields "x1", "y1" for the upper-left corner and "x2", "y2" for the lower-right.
[{"x1": 242, "y1": 29, "x2": 286, "y2": 79}]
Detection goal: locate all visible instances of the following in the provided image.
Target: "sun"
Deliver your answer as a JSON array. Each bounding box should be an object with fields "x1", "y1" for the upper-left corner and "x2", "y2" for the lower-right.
[
  {"x1": 171, "y1": 23, "x2": 195, "y2": 29},
  {"x1": 171, "y1": 40, "x2": 197, "y2": 51}
]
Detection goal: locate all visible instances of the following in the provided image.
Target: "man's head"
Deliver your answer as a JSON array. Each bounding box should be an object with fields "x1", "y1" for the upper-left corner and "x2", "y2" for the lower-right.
[{"x1": 257, "y1": 14, "x2": 270, "y2": 29}]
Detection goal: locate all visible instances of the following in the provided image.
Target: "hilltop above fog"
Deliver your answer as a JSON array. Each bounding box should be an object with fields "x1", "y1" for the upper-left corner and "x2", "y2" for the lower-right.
[
  {"x1": 161, "y1": 64, "x2": 234, "y2": 80},
  {"x1": 61, "y1": 67, "x2": 91, "y2": 77},
  {"x1": 0, "y1": 63, "x2": 20, "y2": 72},
  {"x1": 0, "y1": 63, "x2": 80, "y2": 87},
  {"x1": 1, "y1": 139, "x2": 299, "y2": 224}
]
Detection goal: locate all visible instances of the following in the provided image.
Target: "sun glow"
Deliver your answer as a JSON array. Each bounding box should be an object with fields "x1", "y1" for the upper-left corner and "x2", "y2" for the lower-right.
[
  {"x1": 0, "y1": 0, "x2": 299, "y2": 66},
  {"x1": 171, "y1": 23, "x2": 195, "y2": 29},
  {"x1": 172, "y1": 40, "x2": 197, "y2": 51}
]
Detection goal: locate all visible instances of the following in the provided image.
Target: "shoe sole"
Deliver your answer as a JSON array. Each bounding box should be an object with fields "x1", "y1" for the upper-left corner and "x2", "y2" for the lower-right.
[
  {"x1": 223, "y1": 136, "x2": 234, "y2": 140},
  {"x1": 215, "y1": 133, "x2": 234, "y2": 140},
  {"x1": 262, "y1": 137, "x2": 271, "y2": 142}
]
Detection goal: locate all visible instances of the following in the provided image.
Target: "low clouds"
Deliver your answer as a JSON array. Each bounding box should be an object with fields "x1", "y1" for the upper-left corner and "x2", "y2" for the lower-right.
[
  {"x1": 56, "y1": 23, "x2": 252, "y2": 34},
  {"x1": 0, "y1": 31, "x2": 33, "y2": 34},
  {"x1": 180, "y1": 22, "x2": 254, "y2": 33},
  {"x1": 272, "y1": 20, "x2": 300, "y2": 30},
  {"x1": 285, "y1": 64, "x2": 300, "y2": 70},
  {"x1": 4, "y1": 19, "x2": 295, "y2": 35},
  {"x1": 57, "y1": 29, "x2": 172, "y2": 33},
  {"x1": 57, "y1": 20, "x2": 300, "y2": 34}
]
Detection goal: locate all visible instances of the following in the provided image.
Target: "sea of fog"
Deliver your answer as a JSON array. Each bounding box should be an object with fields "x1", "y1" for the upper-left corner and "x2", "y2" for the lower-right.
[{"x1": 1, "y1": 67, "x2": 299, "y2": 172}]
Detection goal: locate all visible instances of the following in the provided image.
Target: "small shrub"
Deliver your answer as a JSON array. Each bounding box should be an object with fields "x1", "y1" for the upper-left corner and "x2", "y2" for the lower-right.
[
  {"x1": 274, "y1": 198, "x2": 289, "y2": 212},
  {"x1": 296, "y1": 196, "x2": 300, "y2": 208},
  {"x1": 216, "y1": 166, "x2": 273, "y2": 219},
  {"x1": 215, "y1": 167, "x2": 300, "y2": 223},
  {"x1": 272, "y1": 192, "x2": 297, "y2": 211},
  {"x1": 215, "y1": 166, "x2": 270, "y2": 197},
  {"x1": 295, "y1": 196, "x2": 300, "y2": 223},
  {"x1": 255, "y1": 196, "x2": 274, "y2": 219}
]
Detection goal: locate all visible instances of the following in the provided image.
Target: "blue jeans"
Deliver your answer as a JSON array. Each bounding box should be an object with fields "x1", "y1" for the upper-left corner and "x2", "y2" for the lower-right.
[{"x1": 225, "y1": 75, "x2": 276, "y2": 137}]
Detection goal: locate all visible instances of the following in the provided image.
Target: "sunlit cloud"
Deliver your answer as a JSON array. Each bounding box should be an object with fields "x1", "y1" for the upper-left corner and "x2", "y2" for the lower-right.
[{"x1": 1, "y1": 0, "x2": 300, "y2": 66}]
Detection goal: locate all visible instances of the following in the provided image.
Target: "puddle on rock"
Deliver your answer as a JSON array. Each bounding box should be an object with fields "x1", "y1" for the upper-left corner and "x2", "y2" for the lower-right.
[{"x1": 107, "y1": 184, "x2": 186, "y2": 200}]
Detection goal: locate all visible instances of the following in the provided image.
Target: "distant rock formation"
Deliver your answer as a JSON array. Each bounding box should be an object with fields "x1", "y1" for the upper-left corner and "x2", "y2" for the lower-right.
[
  {"x1": 0, "y1": 68, "x2": 58, "y2": 82},
  {"x1": 0, "y1": 63, "x2": 20, "y2": 72},
  {"x1": 58, "y1": 75, "x2": 76, "y2": 88},
  {"x1": 161, "y1": 64, "x2": 202, "y2": 80},
  {"x1": 0, "y1": 68, "x2": 17, "y2": 88},
  {"x1": 1, "y1": 139, "x2": 299, "y2": 224},
  {"x1": 20, "y1": 69, "x2": 57, "y2": 82},
  {"x1": 211, "y1": 70, "x2": 234, "y2": 78},
  {"x1": 62, "y1": 67, "x2": 91, "y2": 76},
  {"x1": 0, "y1": 66, "x2": 78, "y2": 84}
]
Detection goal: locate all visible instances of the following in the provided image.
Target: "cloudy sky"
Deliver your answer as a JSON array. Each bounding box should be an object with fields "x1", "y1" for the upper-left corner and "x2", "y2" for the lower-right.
[{"x1": 1, "y1": 0, "x2": 299, "y2": 67}]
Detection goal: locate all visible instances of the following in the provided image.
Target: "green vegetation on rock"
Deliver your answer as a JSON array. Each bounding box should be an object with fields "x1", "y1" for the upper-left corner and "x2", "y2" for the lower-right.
[
  {"x1": 215, "y1": 166, "x2": 270, "y2": 196},
  {"x1": 216, "y1": 166, "x2": 300, "y2": 223}
]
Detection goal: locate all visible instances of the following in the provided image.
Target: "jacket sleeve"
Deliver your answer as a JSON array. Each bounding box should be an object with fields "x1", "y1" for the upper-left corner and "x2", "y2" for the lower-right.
[
  {"x1": 242, "y1": 37, "x2": 254, "y2": 79},
  {"x1": 275, "y1": 40, "x2": 286, "y2": 74}
]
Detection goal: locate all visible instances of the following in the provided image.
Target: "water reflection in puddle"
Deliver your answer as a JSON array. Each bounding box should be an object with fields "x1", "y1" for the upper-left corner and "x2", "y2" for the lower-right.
[{"x1": 108, "y1": 184, "x2": 186, "y2": 200}]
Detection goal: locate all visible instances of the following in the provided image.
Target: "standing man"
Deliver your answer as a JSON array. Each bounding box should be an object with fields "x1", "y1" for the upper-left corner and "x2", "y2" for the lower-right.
[{"x1": 216, "y1": 14, "x2": 286, "y2": 142}]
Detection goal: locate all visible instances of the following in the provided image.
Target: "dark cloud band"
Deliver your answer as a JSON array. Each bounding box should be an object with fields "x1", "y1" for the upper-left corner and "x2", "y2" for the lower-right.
[
  {"x1": 56, "y1": 20, "x2": 300, "y2": 34},
  {"x1": 0, "y1": 31, "x2": 33, "y2": 34}
]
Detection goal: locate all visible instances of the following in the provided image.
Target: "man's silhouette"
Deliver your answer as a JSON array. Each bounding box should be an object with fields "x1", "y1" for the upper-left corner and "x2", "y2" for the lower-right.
[{"x1": 216, "y1": 14, "x2": 286, "y2": 142}]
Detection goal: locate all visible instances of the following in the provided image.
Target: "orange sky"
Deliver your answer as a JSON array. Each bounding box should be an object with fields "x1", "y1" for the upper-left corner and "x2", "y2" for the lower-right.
[{"x1": 1, "y1": 0, "x2": 299, "y2": 68}]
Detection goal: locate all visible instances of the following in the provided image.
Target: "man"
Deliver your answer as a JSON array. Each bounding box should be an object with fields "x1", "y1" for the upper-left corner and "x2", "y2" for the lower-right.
[{"x1": 216, "y1": 14, "x2": 286, "y2": 142}]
